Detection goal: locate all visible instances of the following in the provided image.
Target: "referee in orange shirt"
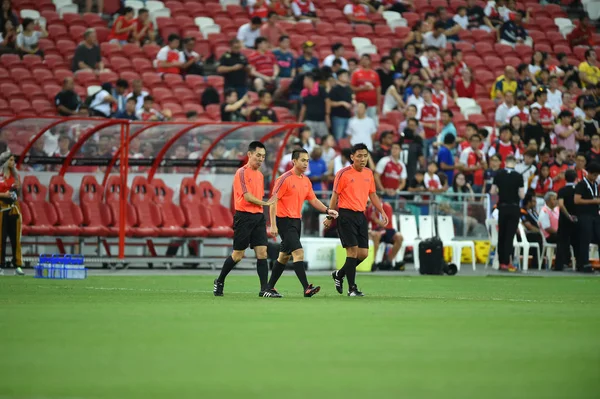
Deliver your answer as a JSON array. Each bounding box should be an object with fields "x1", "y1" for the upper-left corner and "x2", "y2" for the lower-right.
[
  {"x1": 266, "y1": 149, "x2": 339, "y2": 297},
  {"x1": 213, "y1": 141, "x2": 276, "y2": 297},
  {"x1": 324, "y1": 143, "x2": 389, "y2": 296}
]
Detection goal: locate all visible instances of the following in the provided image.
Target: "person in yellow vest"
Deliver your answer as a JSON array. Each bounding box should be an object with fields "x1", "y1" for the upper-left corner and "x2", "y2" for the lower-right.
[
  {"x1": 490, "y1": 66, "x2": 518, "y2": 101},
  {"x1": 538, "y1": 191, "x2": 559, "y2": 245},
  {"x1": 0, "y1": 151, "x2": 24, "y2": 276},
  {"x1": 579, "y1": 49, "x2": 600, "y2": 89}
]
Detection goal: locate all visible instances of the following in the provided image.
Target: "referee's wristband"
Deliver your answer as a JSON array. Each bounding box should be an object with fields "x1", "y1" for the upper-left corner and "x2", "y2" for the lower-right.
[{"x1": 325, "y1": 207, "x2": 330, "y2": 214}]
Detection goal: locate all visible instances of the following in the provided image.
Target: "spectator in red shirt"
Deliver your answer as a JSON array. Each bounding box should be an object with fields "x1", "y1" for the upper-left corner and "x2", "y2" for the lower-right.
[
  {"x1": 155, "y1": 34, "x2": 187, "y2": 75},
  {"x1": 249, "y1": 36, "x2": 279, "y2": 92},
  {"x1": 417, "y1": 87, "x2": 440, "y2": 157},
  {"x1": 260, "y1": 11, "x2": 287, "y2": 47},
  {"x1": 132, "y1": 8, "x2": 156, "y2": 45},
  {"x1": 567, "y1": 16, "x2": 595, "y2": 49},
  {"x1": 271, "y1": 0, "x2": 293, "y2": 19},
  {"x1": 344, "y1": 0, "x2": 373, "y2": 26},
  {"x1": 248, "y1": 0, "x2": 270, "y2": 20},
  {"x1": 351, "y1": 54, "x2": 381, "y2": 125},
  {"x1": 549, "y1": 146, "x2": 569, "y2": 192},
  {"x1": 453, "y1": 67, "x2": 476, "y2": 99},
  {"x1": 108, "y1": 6, "x2": 135, "y2": 45}
]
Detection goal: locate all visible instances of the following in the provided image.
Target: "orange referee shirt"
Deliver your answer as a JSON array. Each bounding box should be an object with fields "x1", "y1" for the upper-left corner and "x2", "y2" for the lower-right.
[
  {"x1": 333, "y1": 166, "x2": 376, "y2": 212},
  {"x1": 273, "y1": 170, "x2": 316, "y2": 219},
  {"x1": 233, "y1": 164, "x2": 264, "y2": 214}
]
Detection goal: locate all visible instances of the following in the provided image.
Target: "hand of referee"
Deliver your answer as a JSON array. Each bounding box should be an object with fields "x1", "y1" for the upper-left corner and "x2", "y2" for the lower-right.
[
  {"x1": 269, "y1": 225, "x2": 278, "y2": 237},
  {"x1": 327, "y1": 209, "x2": 339, "y2": 219}
]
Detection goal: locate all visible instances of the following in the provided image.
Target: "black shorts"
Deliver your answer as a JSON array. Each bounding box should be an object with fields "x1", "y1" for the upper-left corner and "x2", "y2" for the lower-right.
[
  {"x1": 276, "y1": 217, "x2": 302, "y2": 254},
  {"x1": 337, "y1": 208, "x2": 369, "y2": 249},
  {"x1": 233, "y1": 211, "x2": 268, "y2": 251},
  {"x1": 380, "y1": 228, "x2": 397, "y2": 245}
]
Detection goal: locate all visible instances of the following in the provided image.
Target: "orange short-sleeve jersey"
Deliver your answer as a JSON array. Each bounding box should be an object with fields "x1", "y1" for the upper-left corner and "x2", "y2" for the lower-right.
[
  {"x1": 333, "y1": 166, "x2": 376, "y2": 212},
  {"x1": 273, "y1": 170, "x2": 316, "y2": 218},
  {"x1": 233, "y1": 164, "x2": 264, "y2": 214}
]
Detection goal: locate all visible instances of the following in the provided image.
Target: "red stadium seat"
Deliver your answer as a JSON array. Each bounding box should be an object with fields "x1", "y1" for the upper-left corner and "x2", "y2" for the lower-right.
[
  {"x1": 110, "y1": 56, "x2": 134, "y2": 72},
  {"x1": 69, "y1": 25, "x2": 87, "y2": 42},
  {"x1": 0, "y1": 53, "x2": 21, "y2": 68},
  {"x1": 11, "y1": 67, "x2": 32, "y2": 81},
  {"x1": 10, "y1": 99, "x2": 32, "y2": 113},
  {"x1": 129, "y1": 176, "x2": 162, "y2": 237},
  {"x1": 354, "y1": 24, "x2": 374, "y2": 36},
  {"x1": 119, "y1": 71, "x2": 141, "y2": 82},
  {"x1": 21, "y1": 175, "x2": 57, "y2": 236},
  {"x1": 44, "y1": 54, "x2": 67, "y2": 69},
  {"x1": 104, "y1": 175, "x2": 137, "y2": 236},
  {"x1": 179, "y1": 177, "x2": 210, "y2": 236},
  {"x1": 54, "y1": 68, "x2": 74, "y2": 82},
  {"x1": 553, "y1": 44, "x2": 571, "y2": 56},
  {"x1": 83, "y1": 12, "x2": 105, "y2": 27},
  {"x1": 74, "y1": 69, "x2": 97, "y2": 86},
  {"x1": 474, "y1": 42, "x2": 494, "y2": 57},
  {"x1": 79, "y1": 175, "x2": 112, "y2": 236},
  {"x1": 151, "y1": 178, "x2": 190, "y2": 237},
  {"x1": 122, "y1": 43, "x2": 144, "y2": 57},
  {"x1": 95, "y1": 26, "x2": 110, "y2": 43},
  {"x1": 198, "y1": 181, "x2": 234, "y2": 238},
  {"x1": 141, "y1": 72, "x2": 164, "y2": 89},
  {"x1": 21, "y1": 83, "x2": 45, "y2": 101},
  {"x1": 163, "y1": 73, "x2": 185, "y2": 88},
  {"x1": 132, "y1": 57, "x2": 154, "y2": 74},
  {"x1": 48, "y1": 175, "x2": 84, "y2": 236},
  {"x1": 333, "y1": 22, "x2": 352, "y2": 36},
  {"x1": 62, "y1": 13, "x2": 86, "y2": 27},
  {"x1": 315, "y1": 21, "x2": 335, "y2": 36},
  {"x1": 22, "y1": 54, "x2": 43, "y2": 69},
  {"x1": 20, "y1": 201, "x2": 33, "y2": 235},
  {"x1": 56, "y1": 39, "x2": 76, "y2": 57},
  {"x1": 173, "y1": 87, "x2": 197, "y2": 103}
]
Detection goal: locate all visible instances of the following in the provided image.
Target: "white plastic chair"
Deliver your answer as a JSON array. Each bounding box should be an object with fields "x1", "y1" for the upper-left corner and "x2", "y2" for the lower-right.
[
  {"x1": 387, "y1": 18, "x2": 408, "y2": 30},
  {"x1": 52, "y1": 0, "x2": 73, "y2": 8},
  {"x1": 220, "y1": 0, "x2": 241, "y2": 8},
  {"x1": 357, "y1": 45, "x2": 378, "y2": 56},
  {"x1": 20, "y1": 9, "x2": 40, "y2": 20},
  {"x1": 539, "y1": 232, "x2": 556, "y2": 270},
  {"x1": 318, "y1": 214, "x2": 327, "y2": 237},
  {"x1": 58, "y1": 4, "x2": 79, "y2": 17},
  {"x1": 418, "y1": 215, "x2": 435, "y2": 239},
  {"x1": 485, "y1": 218, "x2": 499, "y2": 269},
  {"x1": 554, "y1": 17, "x2": 574, "y2": 30},
  {"x1": 146, "y1": 1, "x2": 166, "y2": 12},
  {"x1": 588, "y1": 2, "x2": 600, "y2": 19},
  {"x1": 514, "y1": 223, "x2": 541, "y2": 271},
  {"x1": 456, "y1": 97, "x2": 478, "y2": 111},
  {"x1": 351, "y1": 37, "x2": 372, "y2": 49},
  {"x1": 398, "y1": 214, "x2": 420, "y2": 269},
  {"x1": 124, "y1": 0, "x2": 144, "y2": 10},
  {"x1": 86, "y1": 85, "x2": 101, "y2": 97},
  {"x1": 462, "y1": 106, "x2": 483, "y2": 118},
  {"x1": 195, "y1": 17, "x2": 215, "y2": 29},
  {"x1": 437, "y1": 216, "x2": 476, "y2": 271},
  {"x1": 382, "y1": 11, "x2": 402, "y2": 22},
  {"x1": 201, "y1": 24, "x2": 221, "y2": 39},
  {"x1": 150, "y1": 8, "x2": 171, "y2": 26}
]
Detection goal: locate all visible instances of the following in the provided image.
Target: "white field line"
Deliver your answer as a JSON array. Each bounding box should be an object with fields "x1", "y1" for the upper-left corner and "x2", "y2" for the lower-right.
[{"x1": 31, "y1": 285, "x2": 583, "y2": 304}]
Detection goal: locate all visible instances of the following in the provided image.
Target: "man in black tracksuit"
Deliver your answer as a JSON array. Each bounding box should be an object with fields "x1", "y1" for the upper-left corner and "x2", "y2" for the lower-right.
[
  {"x1": 556, "y1": 169, "x2": 578, "y2": 271},
  {"x1": 573, "y1": 162, "x2": 600, "y2": 272},
  {"x1": 491, "y1": 155, "x2": 525, "y2": 272}
]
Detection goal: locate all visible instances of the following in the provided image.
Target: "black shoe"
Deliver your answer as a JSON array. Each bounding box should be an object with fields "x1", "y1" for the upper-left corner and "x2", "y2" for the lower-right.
[
  {"x1": 371, "y1": 262, "x2": 379, "y2": 272},
  {"x1": 304, "y1": 284, "x2": 321, "y2": 297},
  {"x1": 332, "y1": 270, "x2": 344, "y2": 294},
  {"x1": 259, "y1": 288, "x2": 283, "y2": 298},
  {"x1": 394, "y1": 261, "x2": 405, "y2": 271},
  {"x1": 348, "y1": 285, "x2": 364, "y2": 297},
  {"x1": 213, "y1": 279, "x2": 224, "y2": 296},
  {"x1": 577, "y1": 265, "x2": 594, "y2": 273}
]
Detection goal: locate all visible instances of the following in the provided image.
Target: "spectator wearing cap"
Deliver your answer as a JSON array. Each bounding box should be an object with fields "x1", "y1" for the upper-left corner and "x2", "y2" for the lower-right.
[
  {"x1": 351, "y1": 54, "x2": 381, "y2": 125},
  {"x1": 72, "y1": 29, "x2": 104, "y2": 72},
  {"x1": 579, "y1": 50, "x2": 599, "y2": 89},
  {"x1": 530, "y1": 88, "x2": 554, "y2": 132},
  {"x1": 465, "y1": 0, "x2": 495, "y2": 32},
  {"x1": 249, "y1": 37, "x2": 279, "y2": 92},
  {"x1": 89, "y1": 83, "x2": 117, "y2": 118},
  {"x1": 382, "y1": 73, "x2": 406, "y2": 115},
  {"x1": 182, "y1": 37, "x2": 204, "y2": 76},
  {"x1": 423, "y1": 21, "x2": 447, "y2": 52},
  {"x1": 261, "y1": 12, "x2": 287, "y2": 46},
  {"x1": 554, "y1": 110, "x2": 579, "y2": 153},
  {"x1": 132, "y1": 8, "x2": 156, "y2": 45},
  {"x1": 298, "y1": 73, "x2": 329, "y2": 138},
  {"x1": 347, "y1": 102, "x2": 377, "y2": 151},
  {"x1": 237, "y1": 17, "x2": 263, "y2": 48},
  {"x1": 217, "y1": 39, "x2": 250, "y2": 99},
  {"x1": 377, "y1": 56, "x2": 395, "y2": 95},
  {"x1": 326, "y1": 68, "x2": 353, "y2": 140},
  {"x1": 248, "y1": 0, "x2": 270, "y2": 20},
  {"x1": 506, "y1": 92, "x2": 530, "y2": 123},
  {"x1": 344, "y1": 0, "x2": 373, "y2": 26},
  {"x1": 295, "y1": 41, "x2": 319, "y2": 74},
  {"x1": 567, "y1": 16, "x2": 595, "y2": 49},
  {"x1": 249, "y1": 90, "x2": 278, "y2": 123},
  {"x1": 272, "y1": 35, "x2": 295, "y2": 79},
  {"x1": 291, "y1": 0, "x2": 318, "y2": 21},
  {"x1": 323, "y1": 43, "x2": 349, "y2": 71},
  {"x1": 107, "y1": 7, "x2": 135, "y2": 45},
  {"x1": 499, "y1": 10, "x2": 530, "y2": 47},
  {"x1": 155, "y1": 34, "x2": 185, "y2": 74},
  {"x1": 453, "y1": 67, "x2": 475, "y2": 99},
  {"x1": 55, "y1": 77, "x2": 81, "y2": 117},
  {"x1": 491, "y1": 66, "x2": 517, "y2": 100}
]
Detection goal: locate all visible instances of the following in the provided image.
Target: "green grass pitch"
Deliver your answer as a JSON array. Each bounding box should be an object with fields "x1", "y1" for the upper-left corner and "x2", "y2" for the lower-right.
[{"x1": 1, "y1": 274, "x2": 600, "y2": 399}]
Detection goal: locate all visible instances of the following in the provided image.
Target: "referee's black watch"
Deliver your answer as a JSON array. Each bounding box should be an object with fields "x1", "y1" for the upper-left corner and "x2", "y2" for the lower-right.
[{"x1": 325, "y1": 207, "x2": 333, "y2": 220}]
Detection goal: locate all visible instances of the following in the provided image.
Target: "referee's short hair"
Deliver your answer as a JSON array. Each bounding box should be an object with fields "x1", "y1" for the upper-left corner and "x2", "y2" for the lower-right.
[
  {"x1": 351, "y1": 143, "x2": 369, "y2": 153},
  {"x1": 587, "y1": 162, "x2": 600, "y2": 174},
  {"x1": 565, "y1": 169, "x2": 577, "y2": 183},
  {"x1": 248, "y1": 141, "x2": 266, "y2": 152},
  {"x1": 292, "y1": 148, "x2": 308, "y2": 159}
]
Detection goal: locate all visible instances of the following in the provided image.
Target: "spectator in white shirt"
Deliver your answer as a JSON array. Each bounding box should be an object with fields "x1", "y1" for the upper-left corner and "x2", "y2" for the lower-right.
[
  {"x1": 323, "y1": 43, "x2": 349, "y2": 70},
  {"x1": 126, "y1": 79, "x2": 149, "y2": 112},
  {"x1": 453, "y1": 6, "x2": 469, "y2": 29},
  {"x1": 155, "y1": 34, "x2": 186, "y2": 74},
  {"x1": 89, "y1": 83, "x2": 117, "y2": 118},
  {"x1": 347, "y1": 102, "x2": 377, "y2": 151},
  {"x1": 237, "y1": 17, "x2": 263, "y2": 48},
  {"x1": 495, "y1": 90, "x2": 514, "y2": 127},
  {"x1": 546, "y1": 76, "x2": 563, "y2": 115},
  {"x1": 406, "y1": 83, "x2": 425, "y2": 108},
  {"x1": 423, "y1": 21, "x2": 447, "y2": 52}
]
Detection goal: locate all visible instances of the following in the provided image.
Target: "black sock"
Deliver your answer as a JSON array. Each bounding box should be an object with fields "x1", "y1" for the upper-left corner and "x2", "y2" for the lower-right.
[
  {"x1": 217, "y1": 256, "x2": 238, "y2": 283},
  {"x1": 268, "y1": 260, "x2": 286, "y2": 289},
  {"x1": 293, "y1": 261, "x2": 309, "y2": 289},
  {"x1": 345, "y1": 257, "x2": 359, "y2": 288},
  {"x1": 257, "y1": 259, "x2": 269, "y2": 291}
]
